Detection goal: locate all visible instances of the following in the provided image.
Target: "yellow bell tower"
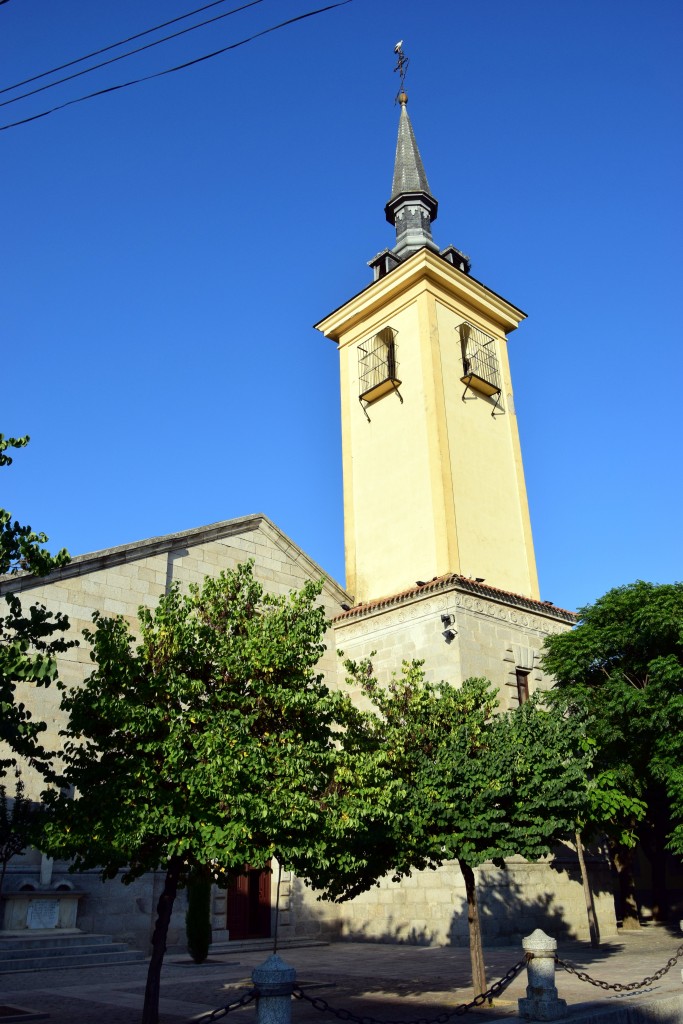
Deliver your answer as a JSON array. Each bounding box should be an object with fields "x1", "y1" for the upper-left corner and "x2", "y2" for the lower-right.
[{"x1": 316, "y1": 79, "x2": 540, "y2": 605}]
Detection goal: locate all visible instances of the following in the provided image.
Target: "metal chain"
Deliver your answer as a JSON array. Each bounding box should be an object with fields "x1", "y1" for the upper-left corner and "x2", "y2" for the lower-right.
[
  {"x1": 198, "y1": 988, "x2": 257, "y2": 1022},
  {"x1": 292, "y1": 958, "x2": 527, "y2": 1024},
  {"x1": 556, "y1": 941, "x2": 683, "y2": 993},
  {"x1": 195, "y1": 941, "x2": 683, "y2": 1023}
]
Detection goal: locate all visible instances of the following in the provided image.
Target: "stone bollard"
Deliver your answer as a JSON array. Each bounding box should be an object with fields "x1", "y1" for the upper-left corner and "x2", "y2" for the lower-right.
[
  {"x1": 518, "y1": 929, "x2": 567, "y2": 1021},
  {"x1": 252, "y1": 953, "x2": 297, "y2": 1024}
]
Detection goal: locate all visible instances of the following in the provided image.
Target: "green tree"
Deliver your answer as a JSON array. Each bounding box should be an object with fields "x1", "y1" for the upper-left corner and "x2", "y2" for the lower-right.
[
  {"x1": 570, "y1": 769, "x2": 647, "y2": 944},
  {"x1": 542, "y1": 581, "x2": 683, "y2": 923},
  {"x1": 0, "y1": 434, "x2": 73, "y2": 780},
  {"x1": 41, "y1": 563, "x2": 354, "y2": 1024},
  {"x1": 307, "y1": 661, "x2": 591, "y2": 998}
]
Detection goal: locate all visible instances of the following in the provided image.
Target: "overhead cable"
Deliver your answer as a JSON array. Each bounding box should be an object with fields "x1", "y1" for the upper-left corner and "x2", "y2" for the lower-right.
[
  {"x1": 0, "y1": 0, "x2": 266, "y2": 105},
  {"x1": 0, "y1": 1, "x2": 353, "y2": 133}
]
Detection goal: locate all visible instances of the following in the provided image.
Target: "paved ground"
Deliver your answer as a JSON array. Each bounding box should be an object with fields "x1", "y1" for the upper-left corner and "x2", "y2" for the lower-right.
[{"x1": 1, "y1": 925, "x2": 682, "y2": 1024}]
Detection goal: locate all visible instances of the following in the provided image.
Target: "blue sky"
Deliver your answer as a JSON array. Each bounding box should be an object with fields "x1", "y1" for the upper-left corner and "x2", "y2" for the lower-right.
[{"x1": 2, "y1": 0, "x2": 681, "y2": 612}]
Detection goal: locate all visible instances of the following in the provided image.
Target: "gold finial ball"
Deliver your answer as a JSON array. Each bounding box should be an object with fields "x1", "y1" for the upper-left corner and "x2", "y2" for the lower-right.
[{"x1": 398, "y1": 91, "x2": 408, "y2": 105}]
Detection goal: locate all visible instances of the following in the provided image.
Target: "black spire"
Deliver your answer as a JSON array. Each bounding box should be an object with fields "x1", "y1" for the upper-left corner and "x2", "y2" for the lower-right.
[{"x1": 385, "y1": 92, "x2": 439, "y2": 260}]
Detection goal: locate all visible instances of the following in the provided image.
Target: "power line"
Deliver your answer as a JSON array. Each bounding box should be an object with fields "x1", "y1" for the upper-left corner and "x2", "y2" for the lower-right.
[
  {"x1": 0, "y1": 0, "x2": 266, "y2": 99},
  {"x1": 0, "y1": 0, "x2": 267, "y2": 109},
  {"x1": 0, "y1": 1, "x2": 353, "y2": 133}
]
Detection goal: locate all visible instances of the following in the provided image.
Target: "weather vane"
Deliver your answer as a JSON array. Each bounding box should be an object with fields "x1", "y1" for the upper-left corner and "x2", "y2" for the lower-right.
[{"x1": 393, "y1": 40, "x2": 409, "y2": 102}]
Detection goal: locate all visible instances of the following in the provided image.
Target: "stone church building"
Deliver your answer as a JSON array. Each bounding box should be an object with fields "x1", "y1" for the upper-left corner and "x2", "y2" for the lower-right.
[{"x1": 0, "y1": 88, "x2": 617, "y2": 952}]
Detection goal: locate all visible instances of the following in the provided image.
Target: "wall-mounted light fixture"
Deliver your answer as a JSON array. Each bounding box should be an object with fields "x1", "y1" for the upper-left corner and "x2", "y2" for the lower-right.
[{"x1": 440, "y1": 613, "x2": 456, "y2": 642}]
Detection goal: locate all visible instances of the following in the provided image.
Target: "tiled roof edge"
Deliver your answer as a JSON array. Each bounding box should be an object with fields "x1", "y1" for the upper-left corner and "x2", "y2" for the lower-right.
[{"x1": 333, "y1": 573, "x2": 576, "y2": 624}]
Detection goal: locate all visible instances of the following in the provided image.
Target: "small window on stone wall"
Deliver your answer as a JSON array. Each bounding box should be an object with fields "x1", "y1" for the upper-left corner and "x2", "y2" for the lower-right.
[{"x1": 516, "y1": 669, "x2": 530, "y2": 706}]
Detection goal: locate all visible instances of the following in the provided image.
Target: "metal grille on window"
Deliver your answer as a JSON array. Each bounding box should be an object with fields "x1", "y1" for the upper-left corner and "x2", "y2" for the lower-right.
[
  {"x1": 458, "y1": 321, "x2": 502, "y2": 413},
  {"x1": 358, "y1": 327, "x2": 402, "y2": 408}
]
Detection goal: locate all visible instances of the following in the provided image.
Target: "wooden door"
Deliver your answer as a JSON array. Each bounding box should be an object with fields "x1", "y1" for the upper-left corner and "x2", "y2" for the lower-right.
[{"x1": 226, "y1": 864, "x2": 271, "y2": 940}]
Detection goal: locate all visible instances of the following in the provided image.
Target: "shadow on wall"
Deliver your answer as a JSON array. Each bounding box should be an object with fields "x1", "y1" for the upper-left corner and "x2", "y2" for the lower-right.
[
  {"x1": 473, "y1": 872, "x2": 573, "y2": 947},
  {"x1": 476, "y1": 842, "x2": 615, "y2": 946},
  {"x1": 316, "y1": 887, "x2": 574, "y2": 949},
  {"x1": 548, "y1": 839, "x2": 616, "y2": 901},
  {"x1": 340, "y1": 913, "x2": 439, "y2": 947},
  {"x1": 293, "y1": 873, "x2": 575, "y2": 949},
  {"x1": 548, "y1": 840, "x2": 616, "y2": 895},
  {"x1": 290, "y1": 842, "x2": 619, "y2": 951}
]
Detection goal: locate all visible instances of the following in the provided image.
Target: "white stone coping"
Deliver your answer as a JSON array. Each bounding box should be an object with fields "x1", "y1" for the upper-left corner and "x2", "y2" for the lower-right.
[{"x1": 0, "y1": 513, "x2": 350, "y2": 604}]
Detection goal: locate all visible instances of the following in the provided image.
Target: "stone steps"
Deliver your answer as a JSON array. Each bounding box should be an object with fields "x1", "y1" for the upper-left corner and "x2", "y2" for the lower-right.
[{"x1": 0, "y1": 932, "x2": 146, "y2": 973}]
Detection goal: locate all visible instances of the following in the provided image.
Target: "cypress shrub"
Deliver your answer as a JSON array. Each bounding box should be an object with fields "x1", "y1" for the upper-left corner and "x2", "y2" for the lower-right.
[{"x1": 186, "y1": 865, "x2": 212, "y2": 964}]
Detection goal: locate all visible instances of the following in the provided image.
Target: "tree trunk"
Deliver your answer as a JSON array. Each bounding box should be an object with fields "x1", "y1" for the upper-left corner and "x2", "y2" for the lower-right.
[
  {"x1": 459, "y1": 860, "x2": 487, "y2": 999},
  {"x1": 611, "y1": 843, "x2": 640, "y2": 929},
  {"x1": 141, "y1": 855, "x2": 182, "y2": 1024},
  {"x1": 575, "y1": 831, "x2": 600, "y2": 947}
]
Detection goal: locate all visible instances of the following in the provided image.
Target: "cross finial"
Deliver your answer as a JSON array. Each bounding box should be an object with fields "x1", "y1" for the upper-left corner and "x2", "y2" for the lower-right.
[{"x1": 393, "y1": 41, "x2": 409, "y2": 104}]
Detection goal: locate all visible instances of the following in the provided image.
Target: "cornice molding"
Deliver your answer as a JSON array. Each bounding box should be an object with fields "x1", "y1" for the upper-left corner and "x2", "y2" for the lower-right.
[{"x1": 315, "y1": 249, "x2": 526, "y2": 343}]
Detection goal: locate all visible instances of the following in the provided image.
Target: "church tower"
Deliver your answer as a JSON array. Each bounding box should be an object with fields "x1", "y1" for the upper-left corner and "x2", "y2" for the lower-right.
[{"x1": 316, "y1": 70, "x2": 540, "y2": 604}]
